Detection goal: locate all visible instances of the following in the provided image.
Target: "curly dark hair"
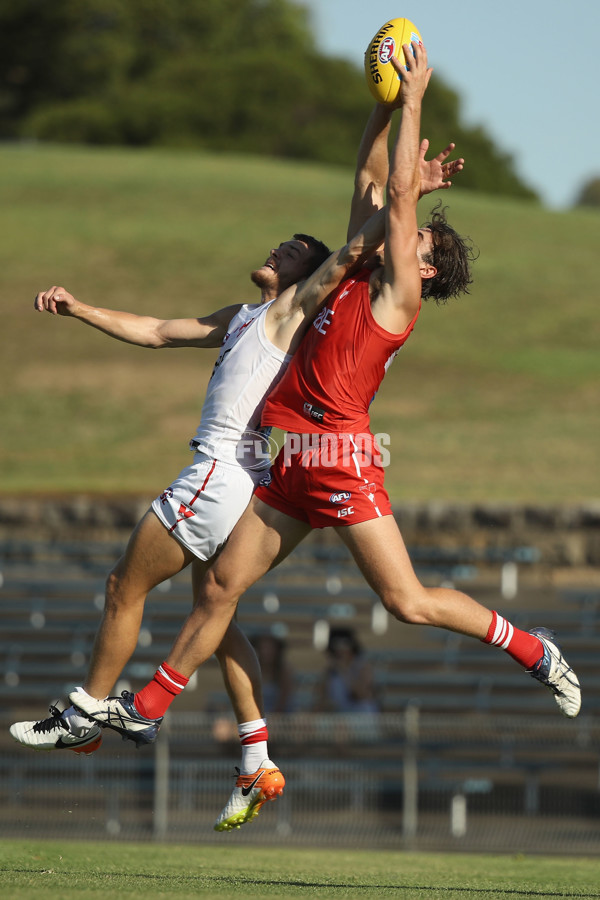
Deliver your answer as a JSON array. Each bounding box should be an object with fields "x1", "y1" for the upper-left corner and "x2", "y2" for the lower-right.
[
  {"x1": 293, "y1": 232, "x2": 332, "y2": 276},
  {"x1": 420, "y1": 203, "x2": 478, "y2": 303}
]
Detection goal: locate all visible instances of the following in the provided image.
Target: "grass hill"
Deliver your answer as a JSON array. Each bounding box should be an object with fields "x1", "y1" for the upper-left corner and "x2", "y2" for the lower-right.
[{"x1": 1, "y1": 143, "x2": 598, "y2": 503}]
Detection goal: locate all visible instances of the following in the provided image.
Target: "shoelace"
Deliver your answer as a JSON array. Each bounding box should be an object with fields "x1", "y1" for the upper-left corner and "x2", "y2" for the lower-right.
[
  {"x1": 549, "y1": 659, "x2": 576, "y2": 685},
  {"x1": 32, "y1": 705, "x2": 69, "y2": 734},
  {"x1": 533, "y1": 647, "x2": 575, "y2": 692}
]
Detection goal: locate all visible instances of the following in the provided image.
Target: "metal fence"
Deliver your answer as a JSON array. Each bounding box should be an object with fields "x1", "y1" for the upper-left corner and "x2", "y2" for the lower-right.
[
  {"x1": 2, "y1": 709, "x2": 599, "y2": 853},
  {"x1": 2, "y1": 535, "x2": 600, "y2": 852}
]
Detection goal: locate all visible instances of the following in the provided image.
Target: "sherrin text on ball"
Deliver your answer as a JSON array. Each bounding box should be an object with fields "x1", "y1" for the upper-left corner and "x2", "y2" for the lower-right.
[{"x1": 364, "y1": 18, "x2": 423, "y2": 105}]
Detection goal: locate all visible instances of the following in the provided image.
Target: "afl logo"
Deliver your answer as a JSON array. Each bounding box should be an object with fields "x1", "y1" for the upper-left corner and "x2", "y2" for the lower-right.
[
  {"x1": 378, "y1": 37, "x2": 395, "y2": 64},
  {"x1": 329, "y1": 491, "x2": 351, "y2": 504}
]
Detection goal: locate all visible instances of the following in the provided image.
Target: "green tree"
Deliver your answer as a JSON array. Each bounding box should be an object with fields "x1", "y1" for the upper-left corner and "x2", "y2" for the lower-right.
[
  {"x1": 0, "y1": 0, "x2": 537, "y2": 200},
  {"x1": 575, "y1": 177, "x2": 600, "y2": 208}
]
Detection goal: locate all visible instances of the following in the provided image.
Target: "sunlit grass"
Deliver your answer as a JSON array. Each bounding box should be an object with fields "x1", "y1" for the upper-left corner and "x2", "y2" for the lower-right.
[{"x1": 1, "y1": 840, "x2": 600, "y2": 899}]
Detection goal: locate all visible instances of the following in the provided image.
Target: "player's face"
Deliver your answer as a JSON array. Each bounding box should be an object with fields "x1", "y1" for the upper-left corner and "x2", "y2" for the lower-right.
[
  {"x1": 251, "y1": 239, "x2": 312, "y2": 293},
  {"x1": 417, "y1": 228, "x2": 434, "y2": 267}
]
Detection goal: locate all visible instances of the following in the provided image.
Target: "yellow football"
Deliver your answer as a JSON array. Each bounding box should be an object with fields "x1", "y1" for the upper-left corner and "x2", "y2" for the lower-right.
[{"x1": 364, "y1": 18, "x2": 423, "y2": 105}]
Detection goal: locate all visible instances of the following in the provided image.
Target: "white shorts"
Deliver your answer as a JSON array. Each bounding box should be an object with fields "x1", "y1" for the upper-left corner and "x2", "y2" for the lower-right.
[{"x1": 151, "y1": 452, "x2": 261, "y2": 561}]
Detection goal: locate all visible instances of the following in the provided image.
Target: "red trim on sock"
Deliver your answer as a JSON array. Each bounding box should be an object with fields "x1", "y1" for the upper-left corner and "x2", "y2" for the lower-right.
[
  {"x1": 159, "y1": 662, "x2": 189, "y2": 689},
  {"x1": 239, "y1": 725, "x2": 269, "y2": 745},
  {"x1": 482, "y1": 611, "x2": 543, "y2": 669}
]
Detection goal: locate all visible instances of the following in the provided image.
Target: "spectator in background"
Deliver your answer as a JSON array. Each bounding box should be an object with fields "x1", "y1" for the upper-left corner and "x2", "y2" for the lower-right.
[
  {"x1": 251, "y1": 633, "x2": 296, "y2": 714},
  {"x1": 313, "y1": 627, "x2": 380, "y2": 714}
]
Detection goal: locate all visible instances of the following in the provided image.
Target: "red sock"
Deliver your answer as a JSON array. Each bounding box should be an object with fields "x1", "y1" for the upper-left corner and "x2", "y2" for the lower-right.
[
  {"x1": 482, "y1": 611, "x2": 543, "y2": 669},
  {"x1": 134, "y1": 662, "x2": 189, "y2": 719}
]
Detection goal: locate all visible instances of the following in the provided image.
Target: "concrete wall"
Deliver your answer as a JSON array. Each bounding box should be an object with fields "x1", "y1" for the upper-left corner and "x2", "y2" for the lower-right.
[{"x1": 1, "y1": 495, "x2": 599, "y2": 569}]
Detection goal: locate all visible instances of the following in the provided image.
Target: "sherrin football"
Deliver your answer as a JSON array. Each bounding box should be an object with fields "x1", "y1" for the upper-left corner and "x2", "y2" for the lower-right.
[{"x1": 364, "y1": 18, "x2": 423, "y2": 105}]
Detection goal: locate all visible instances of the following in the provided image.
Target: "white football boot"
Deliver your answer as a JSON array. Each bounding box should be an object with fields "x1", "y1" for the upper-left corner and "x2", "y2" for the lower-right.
[
  {"x1": 70, "y1": 688, "x2": 162, "y2": 746},
  {"x1": 528, "y1": 627, "x2": 581, "y2": 717},
  {"x1": 10, "y1": 701, "x2": 102, "y2": 753},
  {"x1": 214, "y1": 760, "x2": 285, "y2": 832}
]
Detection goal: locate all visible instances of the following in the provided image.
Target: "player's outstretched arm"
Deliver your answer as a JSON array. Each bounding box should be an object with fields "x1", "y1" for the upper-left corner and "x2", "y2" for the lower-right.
[
  {"x1": 282, "y1": 205, "x2": 386, "y2": 323},
  {"x1": 346, "y1": 107, "x2": 464, "y2": 241},
  {"x1": 346, "y1": 104, "x2": 395, "y2": 241},
  {"x1": 33, "y1": 287, "x2": 241, "y2": 349},
  {"x1": 265, "y1": 205, "x2": 386, "y2": 353},
  {"x1": 374, "y1": 42, "x2": 432, "y2": 332}
]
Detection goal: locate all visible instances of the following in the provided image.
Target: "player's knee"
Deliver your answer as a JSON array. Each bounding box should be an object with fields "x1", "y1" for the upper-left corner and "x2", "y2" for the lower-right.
[
  {"x1": 104, "y1": 566, "x2": 141, "y2": 611},
  {"x1": 380, "y1": 588, "x2": 429, "y2": 625},
  {"x1": 202, "y1": 566, "x2": 242, "y2": 613}
]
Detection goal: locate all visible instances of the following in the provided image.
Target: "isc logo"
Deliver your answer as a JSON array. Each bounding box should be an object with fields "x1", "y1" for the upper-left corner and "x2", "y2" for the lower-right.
[{"x1": 337, "y1": 507, "x2": 354, "y2": 518}]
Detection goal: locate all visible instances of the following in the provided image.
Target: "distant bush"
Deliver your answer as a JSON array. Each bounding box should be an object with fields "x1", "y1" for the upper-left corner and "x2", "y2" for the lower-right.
[
  {"x1": 575, "y1": 177, "x2": 600, "y2": 209},
  {"x1": 24, "y1": 99, "x2": 122, "y2": 145}
]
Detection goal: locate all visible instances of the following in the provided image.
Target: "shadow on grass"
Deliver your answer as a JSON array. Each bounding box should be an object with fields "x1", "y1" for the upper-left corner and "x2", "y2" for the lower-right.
[{"x1": 5, "y1": 869, "x2": 600, "y2": 898}]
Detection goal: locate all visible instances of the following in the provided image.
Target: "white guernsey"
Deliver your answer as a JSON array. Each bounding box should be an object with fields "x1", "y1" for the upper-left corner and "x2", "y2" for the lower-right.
[{"x1": 152, "y1": 301, "x2": 291, "y2": 559}]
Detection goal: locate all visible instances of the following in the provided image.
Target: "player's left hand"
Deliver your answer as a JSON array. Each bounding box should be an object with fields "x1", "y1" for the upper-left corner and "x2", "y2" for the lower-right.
[{"x1": 419, "y1": 139, "x2": 464, "y2": 196}]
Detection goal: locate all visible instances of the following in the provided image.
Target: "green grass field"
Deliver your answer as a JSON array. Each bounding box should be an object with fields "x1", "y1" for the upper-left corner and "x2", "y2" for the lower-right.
[
  {"x1": 1, "y1": 143, "x2": 599, "y2": 502},
  {"x1": 2, "y1": 840, "x2": 600, "y2": 900}
]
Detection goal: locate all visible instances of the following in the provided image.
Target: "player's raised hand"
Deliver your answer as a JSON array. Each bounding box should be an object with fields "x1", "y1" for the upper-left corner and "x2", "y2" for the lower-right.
[
  {"x1": 391, "y1": 41, "x2": 432, "y2": 104},
  {"x1": 34, "y1": 286, "x2": 78, "y2": 316},
  {"x1": 419, "y1": 138, "x2": 465, "y2": 196}
]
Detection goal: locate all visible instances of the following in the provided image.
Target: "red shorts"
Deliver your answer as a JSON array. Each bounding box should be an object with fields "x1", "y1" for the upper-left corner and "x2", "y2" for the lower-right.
[{"x1": 254, "y1": 433, "x2": 392, "y2": 528}]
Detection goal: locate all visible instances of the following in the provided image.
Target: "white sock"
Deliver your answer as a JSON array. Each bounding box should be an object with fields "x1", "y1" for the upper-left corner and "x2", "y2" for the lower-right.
[
  {"x1": 64, "y1": 687, "x2": 106, "y2": 734},
  {"x1": 238, "y1": 718, "x2": 270, "y2": 774},
  {"x1": 62, "y1": 705, "x2": 95, "y2": 734}
]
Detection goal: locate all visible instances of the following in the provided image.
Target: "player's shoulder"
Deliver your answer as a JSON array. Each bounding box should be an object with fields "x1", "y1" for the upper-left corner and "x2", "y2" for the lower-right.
[
  {"x1": 230, "y1": 302, "x2": 263, "y2": 324},
  {"x1": 239, "y1": 301, "x2": 262, "y2": 314}
]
